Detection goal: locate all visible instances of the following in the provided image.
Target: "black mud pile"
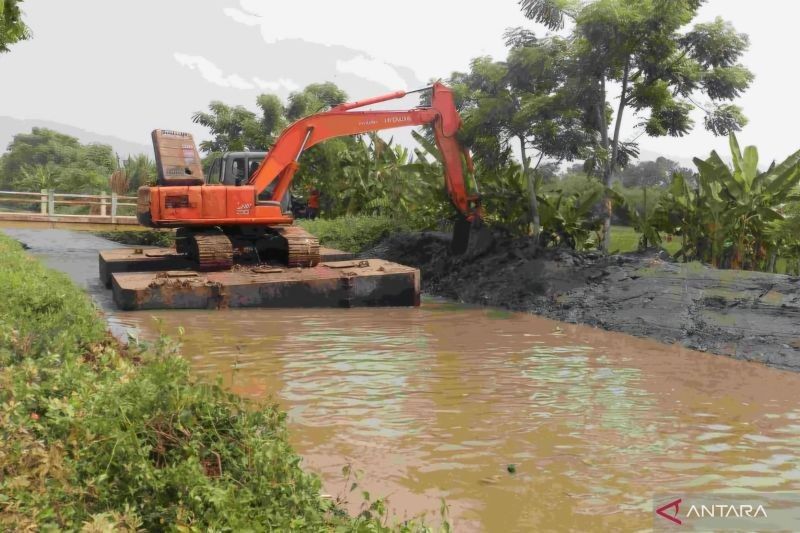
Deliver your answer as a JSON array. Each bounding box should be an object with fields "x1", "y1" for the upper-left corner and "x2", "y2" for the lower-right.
[{"x1": 364, "y1": 232, "x2": 800, "y2": 372}]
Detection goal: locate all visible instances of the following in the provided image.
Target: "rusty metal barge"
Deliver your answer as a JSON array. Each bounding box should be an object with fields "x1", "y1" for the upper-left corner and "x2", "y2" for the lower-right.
[{"x1": 99, "y1": 247, "x2": 420, "y2": 310}]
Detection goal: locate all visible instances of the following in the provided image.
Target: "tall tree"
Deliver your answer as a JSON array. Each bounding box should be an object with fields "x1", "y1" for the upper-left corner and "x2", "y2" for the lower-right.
[
  {"x1": 517, "y1": 0, "x2": 753, "y2": 250},
  {"x1": 192, "y1": 82, "x2": 350, "y2": 155},
  {"x1": 0, "y1": 0, "x2": 29, "y2": 54},
  {"x1": 449, "y1": 34, "x2": 592, "y2": 236},
  {"x1": 282, "y1": 83, "x2": 356, "y2": 194},
  {"x1": 192, "y1": 103, "x2": 264, "y2": 153},
  {"x1": 192, "y1": 83, "x2": 359, "y2": 203},
  {"x1": 285, "y1": 82, "x2": 347, "y2": 121}
]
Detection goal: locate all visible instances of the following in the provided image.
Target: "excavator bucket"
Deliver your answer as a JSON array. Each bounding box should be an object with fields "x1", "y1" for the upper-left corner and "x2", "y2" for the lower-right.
[{"x1": 451, "y1": 217, "x2": 494, "y2": 258}]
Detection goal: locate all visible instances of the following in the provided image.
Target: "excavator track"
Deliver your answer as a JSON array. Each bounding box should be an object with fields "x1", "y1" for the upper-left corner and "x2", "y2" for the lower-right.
[
  {"x1": 273, "y1": 225, "x2": 320, "y2": 267},
  {"x1": 191, "y1": 231, "x2": 234, "y2": 271}
]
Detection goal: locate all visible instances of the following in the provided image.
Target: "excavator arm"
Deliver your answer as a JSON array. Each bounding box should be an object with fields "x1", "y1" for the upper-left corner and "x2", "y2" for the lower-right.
[{"x1": 248, "y1": 81, "x2": 481, "y2": 222}]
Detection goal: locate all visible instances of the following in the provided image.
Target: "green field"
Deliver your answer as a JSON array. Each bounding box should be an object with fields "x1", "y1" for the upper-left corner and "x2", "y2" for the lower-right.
[{"x1": 609, "y1": 225, "x2": 682, "y2": 255}]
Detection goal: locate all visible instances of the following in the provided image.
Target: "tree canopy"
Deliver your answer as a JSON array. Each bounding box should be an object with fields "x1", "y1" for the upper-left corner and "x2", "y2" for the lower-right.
[
  {"x1": 0, "y1": 128, "x2": 116, "y2": 193},
  {"x1": 617, "y1": 157, "x2": 689, "y2": 188},
  {"x1": 0, "y1": 0, "x2": 29, "y2": 54},
  {"x1": 514, "y1": 0, "x2": 753, "y2": 249},
  {"x1": 192, "y1": 82, "x2": 361, "y2": 195},
  {"x1": 448, "y1": 35, "x2": 594, "y2": 235},
  {"x1": 192, "y1": 82, "x2": 349, "y2": 154}
]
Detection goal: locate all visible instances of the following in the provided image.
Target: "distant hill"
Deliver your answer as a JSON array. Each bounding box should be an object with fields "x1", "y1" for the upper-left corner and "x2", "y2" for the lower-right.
[{"x1": 0, "y1": 117, "x2": 152, "y2": 159}]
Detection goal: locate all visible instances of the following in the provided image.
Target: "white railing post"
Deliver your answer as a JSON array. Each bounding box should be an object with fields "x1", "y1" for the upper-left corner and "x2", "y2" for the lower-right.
[
  {"x1": 47, "y1": 190, "x2": 55, "y2": 216},
  {"x1": 40, "y1": 189, "x2": 47, "y2": 214},
  {"x1": 111, "y1": 192, "x2": 118, "y2": 223},
  {"x1": 101, "y1": 192, "x2": 108, "y2": 217}
]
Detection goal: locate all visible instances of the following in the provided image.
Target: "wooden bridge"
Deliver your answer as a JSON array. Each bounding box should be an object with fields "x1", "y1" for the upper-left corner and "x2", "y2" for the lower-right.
[{"x1": 0, "y1": 189, "x2": 141, "y2": 230}]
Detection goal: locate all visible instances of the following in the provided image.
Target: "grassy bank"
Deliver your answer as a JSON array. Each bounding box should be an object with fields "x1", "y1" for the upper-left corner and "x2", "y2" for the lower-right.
[{"x1": 0, "y1": 234, "x2": 433, "y2": 531}]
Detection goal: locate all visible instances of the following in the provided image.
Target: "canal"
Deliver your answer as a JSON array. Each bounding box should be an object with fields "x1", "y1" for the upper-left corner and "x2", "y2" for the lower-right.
[{"x1": 6, "y1": 228, "x2": 800, "y2": 531}]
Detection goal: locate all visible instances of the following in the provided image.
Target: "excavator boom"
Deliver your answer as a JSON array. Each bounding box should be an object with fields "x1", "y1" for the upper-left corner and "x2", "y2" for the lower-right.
[{"x1": 247, "y1": 81, "x2": 479, "y2": 221}]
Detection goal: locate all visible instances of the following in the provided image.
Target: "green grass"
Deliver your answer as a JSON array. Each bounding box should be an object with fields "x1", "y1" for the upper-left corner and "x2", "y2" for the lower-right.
[
  {"x1": 94, "y1": 229, "x2": 176, "y2": 247},
  {"x1": 609, "y1": 225, "x2": 682, "y2": 255},
  {"x1": 297, "y1": 215, "x2": 409, "y2": 252},
  {"x1": 0, "y1": 234, "x2": 439, "y2": 531}
]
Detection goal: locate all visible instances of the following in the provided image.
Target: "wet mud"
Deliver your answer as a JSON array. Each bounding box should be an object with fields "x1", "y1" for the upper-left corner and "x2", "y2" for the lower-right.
[{"x1": 365, "y1": 232, "x2": 800, "y2": 371}]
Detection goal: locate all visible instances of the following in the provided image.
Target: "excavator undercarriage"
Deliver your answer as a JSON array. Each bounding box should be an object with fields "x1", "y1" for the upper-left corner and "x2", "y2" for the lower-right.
[{"x1": 176, "y1": 226, "x2": 321, "y2": 271}]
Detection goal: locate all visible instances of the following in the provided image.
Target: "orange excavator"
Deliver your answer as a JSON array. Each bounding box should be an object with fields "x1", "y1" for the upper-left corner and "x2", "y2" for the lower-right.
[{"x1": 137, "y1": 81, "x2": 485, "y2": 270}]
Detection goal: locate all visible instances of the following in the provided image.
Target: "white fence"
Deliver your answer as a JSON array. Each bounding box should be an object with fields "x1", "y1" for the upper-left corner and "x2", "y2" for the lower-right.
[{"x1": 0, "y1": 189, "x2": 138, "y2": 223}]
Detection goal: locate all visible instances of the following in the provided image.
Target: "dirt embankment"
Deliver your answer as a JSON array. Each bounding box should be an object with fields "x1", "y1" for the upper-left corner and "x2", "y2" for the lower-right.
[{"x1": 364, "y1": 232, "x2": 800, "y2": 372}]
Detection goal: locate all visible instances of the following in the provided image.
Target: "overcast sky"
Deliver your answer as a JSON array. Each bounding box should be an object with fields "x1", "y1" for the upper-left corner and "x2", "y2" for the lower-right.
[{"x1": 1, "y1": 0, "x2": 798, "y2": 166}]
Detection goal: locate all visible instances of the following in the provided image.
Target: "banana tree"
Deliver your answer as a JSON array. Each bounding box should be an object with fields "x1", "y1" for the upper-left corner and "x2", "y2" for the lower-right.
[
  {"x1": 658, "y1": 133, "x2": 800, "y2": 270},
  {"x1": 472, "y1": 163, "x2": 530, "y2": 236},
  {"x1": 698, "y1": 135, "x2": 800, "y2": 268},
  {"x1": 334, "y1": 133, "x2": 439, "y2": 221},
  {"x1": 537, "y1": 187, "x2": 604, "y2": 250}
]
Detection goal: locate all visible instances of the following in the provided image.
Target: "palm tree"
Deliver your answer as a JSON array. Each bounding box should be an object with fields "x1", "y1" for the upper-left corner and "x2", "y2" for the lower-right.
[{"x1": 122, "y1": 154, "x2": 156, "y2": 191}]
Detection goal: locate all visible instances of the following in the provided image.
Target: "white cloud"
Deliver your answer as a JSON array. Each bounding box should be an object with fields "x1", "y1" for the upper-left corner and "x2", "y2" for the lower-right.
[
  {"x1": 252, "y1": 76, "x2": 300, "y2": 92},
  {"x1": 336, "y1": 55, "x2": 408, "y2": 90},
  {"x1": 173, "y1": 53, "x2": 255, "y2": 90},
  {"x1": 235, "y1": 0, "x2": 524, "y2": 81},
  {"x1": 222, "y1": 7, "x2": 260, "y2": 26}
]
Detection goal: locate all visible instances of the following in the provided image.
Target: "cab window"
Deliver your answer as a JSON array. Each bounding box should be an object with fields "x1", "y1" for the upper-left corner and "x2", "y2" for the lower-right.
[
  {"x1": 206, "y1": 158, "x2": 222, "y2": 184},
  {"x1": 231, "y1": 158, "x2": 246, "y2": 185},
  {"x1": 248, "y1": 159, "x2": 261, "y2": 179}
]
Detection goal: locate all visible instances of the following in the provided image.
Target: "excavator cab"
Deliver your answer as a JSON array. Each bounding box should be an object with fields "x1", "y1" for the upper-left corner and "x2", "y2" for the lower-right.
[{"x1": 205, "y1": 151, "x2": 293, "y2": 213}]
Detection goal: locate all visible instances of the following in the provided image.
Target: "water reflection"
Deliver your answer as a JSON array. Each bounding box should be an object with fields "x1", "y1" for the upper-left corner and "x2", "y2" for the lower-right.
[{"x1": 110, "y1": 305, "x2": 800, "y2": 532}]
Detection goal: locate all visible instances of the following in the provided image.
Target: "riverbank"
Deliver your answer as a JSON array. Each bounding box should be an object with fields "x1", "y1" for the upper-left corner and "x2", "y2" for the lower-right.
[
  {"x1": 89, "y1": 225, "x2": 800, "y2": 371},
  {"x1": 0, "y1": 234, "x2": 431, "y2": 531},
  {"x1": 364, "y1": 231, "x2": 800, "y2": 372}
]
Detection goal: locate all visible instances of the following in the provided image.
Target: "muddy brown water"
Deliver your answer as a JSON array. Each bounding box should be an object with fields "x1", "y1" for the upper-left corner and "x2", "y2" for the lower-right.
[{"x1": 5, "y1": 228, "x2": 800, "y2": 532}]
